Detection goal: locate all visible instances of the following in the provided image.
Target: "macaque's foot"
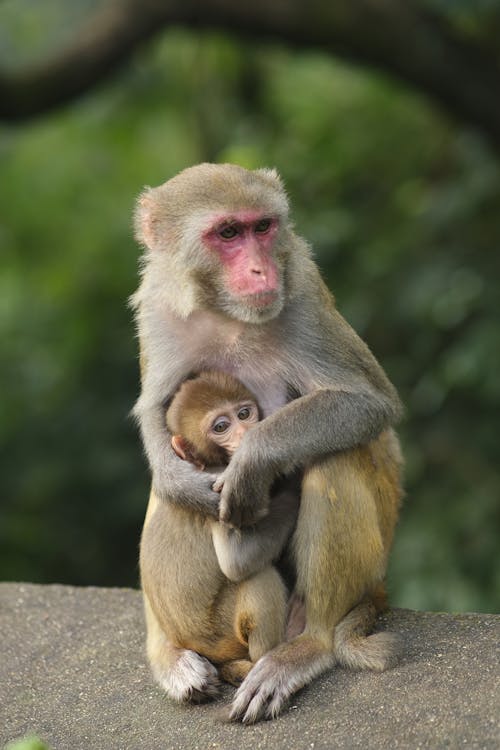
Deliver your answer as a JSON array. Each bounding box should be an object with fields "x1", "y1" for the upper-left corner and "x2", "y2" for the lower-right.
[
  {"x1": 154, "y1": 649, "x2": 221, "y2": 703},
  {"x1": 228, "y1": 653, "x2": 297, "y2": 723},
  {"x1": 219, "y1": 659, "x2": 253, "y2": 686},
  {"x1": 228, "y1": 638, "x2": 335, "y2": 723}
]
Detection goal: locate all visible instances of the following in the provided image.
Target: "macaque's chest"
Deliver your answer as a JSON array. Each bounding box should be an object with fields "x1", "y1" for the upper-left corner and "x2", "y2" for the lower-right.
[{"x1": 173, "y1": 311, "x2": 290, "y2": 417}]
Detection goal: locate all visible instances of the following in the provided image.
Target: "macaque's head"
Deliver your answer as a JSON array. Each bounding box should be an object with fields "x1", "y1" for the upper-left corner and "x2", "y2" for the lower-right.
[
  {"x1": 134, "y1": 163, "x2": 293, "y2": 323},
  {"x1": 166, "y1": 371, "x2": 260, "y2": 469}
]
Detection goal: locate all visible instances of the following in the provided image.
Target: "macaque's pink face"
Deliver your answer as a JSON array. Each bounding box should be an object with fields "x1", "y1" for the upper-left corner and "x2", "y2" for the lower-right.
[
  {"x1": 203, "y1": 211, "x2": 281, "y2": 311},
  {"x1": 204, "y1": 400, "x2": 259, "y2": 456}
]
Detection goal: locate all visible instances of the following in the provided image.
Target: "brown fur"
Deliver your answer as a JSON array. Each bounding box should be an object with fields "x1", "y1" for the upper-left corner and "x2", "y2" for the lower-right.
[
  {"x1": 166, "y1": 372, "x2": 258, "y2": 467},
  {"x1": 292, "y1": 435, "x2": 403, "y2": 668}
]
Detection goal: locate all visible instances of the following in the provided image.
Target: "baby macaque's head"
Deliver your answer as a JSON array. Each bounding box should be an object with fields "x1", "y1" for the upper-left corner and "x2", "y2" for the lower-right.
[{"x1": 166, "y1": 371, "x2": 260, "y2": 469}]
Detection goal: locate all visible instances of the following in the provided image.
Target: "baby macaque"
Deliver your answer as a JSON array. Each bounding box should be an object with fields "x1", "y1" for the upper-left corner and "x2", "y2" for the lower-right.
[
  {"x1": 166, "y1": 371, "x2": 299, "y2": 583},
  {"x1": 141, "y1": 371, "x2": 299, "y2": 692},
  {"x1": 167, "y1": 371, "x2": 299, "y2": 583}
]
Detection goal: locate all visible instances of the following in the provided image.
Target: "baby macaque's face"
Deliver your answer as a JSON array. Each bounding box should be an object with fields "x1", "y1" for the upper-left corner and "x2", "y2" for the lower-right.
[{"x1": 203, "y1": 400, "x2": 259, "y2": 456}]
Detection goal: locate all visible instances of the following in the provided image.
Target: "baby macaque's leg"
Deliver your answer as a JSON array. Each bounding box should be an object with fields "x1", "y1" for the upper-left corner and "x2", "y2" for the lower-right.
[{"x1": 234, "y1": 566, "x2": 288, "y2": 662}]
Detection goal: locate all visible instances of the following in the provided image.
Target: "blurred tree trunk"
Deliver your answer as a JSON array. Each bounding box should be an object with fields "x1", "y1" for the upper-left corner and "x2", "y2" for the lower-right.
[{"x1": 1, "y1": 0, "x2": 500, "y2": 149}]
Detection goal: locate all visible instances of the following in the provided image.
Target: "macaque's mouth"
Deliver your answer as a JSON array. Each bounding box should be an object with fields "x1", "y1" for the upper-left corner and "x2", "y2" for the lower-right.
[{"x1": 244, "y1": 290, "x2": 280, "y2": 308}]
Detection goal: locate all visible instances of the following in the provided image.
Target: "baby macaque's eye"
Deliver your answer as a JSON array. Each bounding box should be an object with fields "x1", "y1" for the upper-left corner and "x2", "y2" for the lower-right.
[
  {"x1": 219, "y1": 225, "x2": 239, "y2": 240},
  {"x1": 254, "y1": 218, "x2": 272, "y2": 234},
  {"x1": 212, "y1": 417, "x2": 230, "y2": 434},
  {"x1": 238, "y1": 407, "x2": 251, "y2": 421}
]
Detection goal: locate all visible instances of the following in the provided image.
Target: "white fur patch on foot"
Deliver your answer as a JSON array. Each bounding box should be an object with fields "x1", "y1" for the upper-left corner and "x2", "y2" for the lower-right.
[{"x1": 154, "y1": 649, "x2": 220, "y2": 703}]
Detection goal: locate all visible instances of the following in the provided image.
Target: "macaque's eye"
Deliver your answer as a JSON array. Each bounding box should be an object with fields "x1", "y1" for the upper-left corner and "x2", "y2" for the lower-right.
[
  {"x1": 212, "y1": 417, "x2": 231, "y2": 434},
  {"x1": 218, "y1": 225, "x2": 239, "y2": 240},
  {"x1": 254, "y1": 218, "x2": 272, "y2": 234},
  {"x1": 238, "y1": 406, "x2": 251, "y2": 421}
]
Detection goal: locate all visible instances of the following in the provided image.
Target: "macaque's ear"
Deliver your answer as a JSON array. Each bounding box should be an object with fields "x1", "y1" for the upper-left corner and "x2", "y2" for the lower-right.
[
  {"x1": 171, "y1": 435, "x2": 189, "y2": 460},
  {"x1": 134, "y1": 187, "x2": 161, "y2": 250},
  {"x1": 171, "y1": 435, "x2": 205, "y2": 470}
]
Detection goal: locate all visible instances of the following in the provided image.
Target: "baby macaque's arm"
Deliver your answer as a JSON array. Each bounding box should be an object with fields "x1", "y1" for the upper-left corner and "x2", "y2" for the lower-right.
[{"x1": 211, "y1": 481, "x2": 299, "y2": 583}]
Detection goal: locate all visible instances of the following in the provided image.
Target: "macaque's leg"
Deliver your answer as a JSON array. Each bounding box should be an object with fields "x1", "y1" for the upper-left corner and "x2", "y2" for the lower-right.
[
  {"x1": 286, "y1": 592, "x2": 306, "y2": 640},
  {"x1": 144, "y1": 595, "x2": 220, "y2": 703},
  {"x1": 234, "y1": 566, "x2": 288, "y2": 662},
  {"x1": 229, "y1": 443, "x2": 402, "y2": 723},
  {"x1": 293, "y1": 451, "x2": 387, "y2": 627}
]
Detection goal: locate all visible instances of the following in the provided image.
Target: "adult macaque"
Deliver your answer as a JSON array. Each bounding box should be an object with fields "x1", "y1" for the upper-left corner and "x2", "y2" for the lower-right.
[
  {"x1": 133, "y1": 163, "x2": 404, "y2": 723},
  {"x1": 139, "y1": 370, "x2": 298, "y2": 694}
]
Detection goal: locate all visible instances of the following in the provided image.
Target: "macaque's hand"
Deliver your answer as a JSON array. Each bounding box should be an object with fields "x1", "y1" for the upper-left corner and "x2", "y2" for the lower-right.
[
  {"x1": 213, "y1": 447, "x2": 273, "y2": 527},
  {"x1": 153, "y1": 455, "x2": 220, "y2": 520}
]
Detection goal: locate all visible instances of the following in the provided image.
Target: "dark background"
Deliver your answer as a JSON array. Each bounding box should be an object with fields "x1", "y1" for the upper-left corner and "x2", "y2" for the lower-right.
[{"x1": 1, "y1": 1, "x2": 499, "y2": 612}]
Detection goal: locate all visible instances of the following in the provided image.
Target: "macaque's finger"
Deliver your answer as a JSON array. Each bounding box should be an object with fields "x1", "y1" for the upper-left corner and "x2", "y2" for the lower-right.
[
  {"x1": 219, "y1": 498, "x2": 245, "y2": 528},
  {"x1": 212, "y1": 476, "x2": 224, "y2": 493},
  {"x1": 218, "y1": 495, "x2": 232, "y2": 524},
  {"x1": 220, "y1": 501, "x2": 267, "y2": 528},
  {"x1": 254, "y1": 505, "x2": 270, "y2": 522}
]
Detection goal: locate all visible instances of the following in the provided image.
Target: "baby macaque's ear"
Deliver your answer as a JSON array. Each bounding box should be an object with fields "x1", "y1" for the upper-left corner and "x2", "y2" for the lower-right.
[
  {"x1": 171, "y1": 435, "x2": 205, "y2": 470},
  {"x1": 171, "y1": 435, "x2": 188, "y2": 460}
]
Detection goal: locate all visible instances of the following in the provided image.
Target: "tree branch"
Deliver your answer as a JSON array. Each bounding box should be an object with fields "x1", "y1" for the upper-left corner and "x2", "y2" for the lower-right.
[{"x1": 2, "y1": 0, "x2": 500, "y2": 148}]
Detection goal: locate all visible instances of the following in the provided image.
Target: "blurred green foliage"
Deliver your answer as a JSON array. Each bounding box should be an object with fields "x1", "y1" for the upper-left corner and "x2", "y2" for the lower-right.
[
  {"x1": 4, "y1": 736, "x2": 51, "y2": 750},
  {"x1": 0, "y1": 4, "x2": 499, "y2": 612}
]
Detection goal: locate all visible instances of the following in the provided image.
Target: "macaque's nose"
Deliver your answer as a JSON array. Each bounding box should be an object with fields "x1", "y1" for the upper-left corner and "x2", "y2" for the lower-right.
[
  {"x1": 247, "y1": 239, "x2": 266, "y2": 276},
  {"x1": 234, "y1": 423, "x2": 246, "y2": 442},
  {"x1": 249, "y1": 256, "x2": 269, "y2": 283}
]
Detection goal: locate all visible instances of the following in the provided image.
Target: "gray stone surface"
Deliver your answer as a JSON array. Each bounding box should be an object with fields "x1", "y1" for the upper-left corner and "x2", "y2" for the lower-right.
[{"x1": 0, "y1": 583, "x2": 498, "y2": 750}]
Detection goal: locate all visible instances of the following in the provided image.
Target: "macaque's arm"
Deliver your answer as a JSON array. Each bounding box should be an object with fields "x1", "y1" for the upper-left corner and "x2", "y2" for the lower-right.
[
  {"x1": 135, "y1": 393, "x2": 220, "y2": 519},
  {"x1": 217, "y1": 306, "x2": 403, "y2": 527}
]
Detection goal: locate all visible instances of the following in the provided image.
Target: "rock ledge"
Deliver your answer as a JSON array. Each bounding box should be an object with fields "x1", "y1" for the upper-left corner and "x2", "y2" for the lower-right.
[{"x1": 1, "y1": 583, "x2": 498, "y2": 750}]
